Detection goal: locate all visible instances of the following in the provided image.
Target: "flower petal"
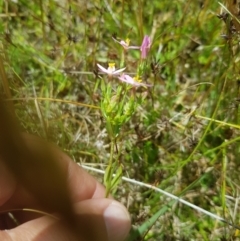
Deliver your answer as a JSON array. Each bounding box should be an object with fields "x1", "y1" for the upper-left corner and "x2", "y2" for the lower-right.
[
  {"x1": 113, "y1": 67, "x2": 126, "y2": 75},
  {"x1": 128, "y1": 46, "x2": 140, "y2": 49},
  {"x1": 118, "y1": 74, "x2": 141, "y2": 86},
  {"x1": 140, "y1": 35, "x2": 151, "y2": 59},
  {"x1": 97, "y1": 64, "x2": 109, "y2": 74},
  {"x1": 119, "y1": 40, "x2": 128, "y2": 47},
  {"x1": 112, "y1": 36, "x2": 140, "y2": 50},
  {"x1": 140, "y1": 35, "x2": 151, "y2": 50},
  {"x1": 112, "y1": 37, "x2": 121, "y2": 44},
  {"x1": 118, "y1": 74, "x2": 152, "y2": 87}
]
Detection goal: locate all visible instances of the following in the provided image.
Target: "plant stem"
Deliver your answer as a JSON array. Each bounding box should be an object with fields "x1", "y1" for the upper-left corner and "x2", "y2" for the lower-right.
[{"x1": 105, "y1": 137, "x2": 115, "y2": 197}]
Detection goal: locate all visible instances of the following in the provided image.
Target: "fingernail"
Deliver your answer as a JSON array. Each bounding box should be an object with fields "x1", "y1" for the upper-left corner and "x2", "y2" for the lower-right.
[{"x1": 104, "y1": 201, "x2": 131, "y2": 241}]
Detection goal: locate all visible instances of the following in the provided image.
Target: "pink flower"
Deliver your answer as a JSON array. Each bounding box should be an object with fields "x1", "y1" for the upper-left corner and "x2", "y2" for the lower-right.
[
  {"x1": 118, "y1": 74, "x2": 152, "y2": 87},
  {"x1": 112, "y1": 37, "x2": 140, "y2": 50},
  {"x1": 140, "y1": 35, "x2": 151, "y2": 59},
  {"x1": 97, "y1": 63, "x2": 126, "y2": 76}
]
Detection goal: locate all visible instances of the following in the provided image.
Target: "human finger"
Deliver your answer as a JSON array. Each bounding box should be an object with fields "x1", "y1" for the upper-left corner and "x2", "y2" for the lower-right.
[
  {"x1": 0, "y1": 133, "x2": 106, "y2": 211},
  {"x1": 1, "y1": 198, "x2": 131, "y2": 241}
]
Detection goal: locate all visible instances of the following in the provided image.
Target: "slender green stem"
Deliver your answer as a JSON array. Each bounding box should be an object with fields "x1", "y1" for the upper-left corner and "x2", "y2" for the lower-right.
[
  {"x1": 109, "y1": 137, "x2": 115, "y2": 166},
  {"x1": 39, "y1": 0, "x2": 45, "y2": 44},
  {"x1": 105, "y1": 137, "x2": 115, "y2": 197},
  {"x1": 121, "y1": 0, "x2": 125, "y2": 36},
  {"x1": 204, "y1": 135, "x2": 240, "y2": 156},
  {"x1": 137, "y1": 0, "x2": 143, "y2": 40},
  {"x1": 221, "y1": 143, "x2": 227, "y2": 218}
]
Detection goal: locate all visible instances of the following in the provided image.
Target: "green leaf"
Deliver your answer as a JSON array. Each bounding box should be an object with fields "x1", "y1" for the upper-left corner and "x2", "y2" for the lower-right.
[
  {"x1": 110, "y1": 165, "x2": 122, "y2": 191},
  {"x1": 126, "y1": 199, "x2": 176, "y2": 241},
  {"x1": 104, "y1": 164, "x2": 113, "y2": 189}
]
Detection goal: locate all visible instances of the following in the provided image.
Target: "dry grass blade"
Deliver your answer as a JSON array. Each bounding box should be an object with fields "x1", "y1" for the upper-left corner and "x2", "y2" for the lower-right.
[{"x1": 226, "y1": 0, "x2": 240, "y2": 30}]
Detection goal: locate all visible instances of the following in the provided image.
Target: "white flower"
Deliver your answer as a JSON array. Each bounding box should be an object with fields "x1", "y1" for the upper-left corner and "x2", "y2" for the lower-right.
[
  {"x1": 97, "y1": 63, "x2": 126, "y2": 76},
  {"x1": 118, "y1": 74, "x2": 152, "y2": 87}
]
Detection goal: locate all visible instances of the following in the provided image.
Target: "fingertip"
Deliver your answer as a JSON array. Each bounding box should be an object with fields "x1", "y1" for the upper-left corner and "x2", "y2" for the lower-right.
[
  {"x1": 73, "y1": 198, "x2": 131, "y2": 241},
  {"x1": 104, "y1": 201, "x2": 131, "y2": 241}
]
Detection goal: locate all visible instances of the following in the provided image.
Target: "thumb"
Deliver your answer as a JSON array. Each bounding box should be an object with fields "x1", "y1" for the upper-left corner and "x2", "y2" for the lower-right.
[
  {"x1": 1, "y1": 199, "x2": 131, "y2": 241},
  {"x1": 76, "y1": 198, "x2": 131, "y2": 241}
]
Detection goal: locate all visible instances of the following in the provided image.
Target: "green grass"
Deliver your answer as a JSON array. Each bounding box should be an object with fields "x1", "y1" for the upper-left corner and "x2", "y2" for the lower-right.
[{"x1": 1, "y1": 0, "x2": 240, "y2": 240}]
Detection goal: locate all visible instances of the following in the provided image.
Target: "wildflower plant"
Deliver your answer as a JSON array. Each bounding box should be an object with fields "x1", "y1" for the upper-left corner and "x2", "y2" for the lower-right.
[
  {"x1": 5, "y1": 1, "x2": 240, "y2": 239},
  {"x1": 97, "y1": 35, "x2": 152, "y2": 197}
]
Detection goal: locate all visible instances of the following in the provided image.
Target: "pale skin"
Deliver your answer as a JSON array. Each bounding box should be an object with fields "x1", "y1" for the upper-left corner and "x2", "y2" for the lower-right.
[{"x1": 0, "y1": 135, "x2": 131, "y2": 241}]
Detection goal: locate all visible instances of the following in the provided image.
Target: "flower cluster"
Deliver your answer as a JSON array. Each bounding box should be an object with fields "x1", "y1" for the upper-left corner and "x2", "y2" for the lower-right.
[
  {"x1": 97, "y1": 35, "x2": 152, "y2": 87},
  {"x1": 98, "y1": 35, "x2": 152, "y2": 196}
]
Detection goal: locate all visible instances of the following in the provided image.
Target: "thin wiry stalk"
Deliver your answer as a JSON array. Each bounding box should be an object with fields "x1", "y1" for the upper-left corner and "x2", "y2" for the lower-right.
[
  {"x1": 103, "y1": 0, "x2": 120, "y2": 27},
  {"x1": 81, "y1": 164, "x2": 240, "y2": 230},
  {"x1": 221, "y1": 142, "x2": 227, "y2": 218},
  {"x1": 4, "y1": 97, "x2": 100, "y2": 109}
]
